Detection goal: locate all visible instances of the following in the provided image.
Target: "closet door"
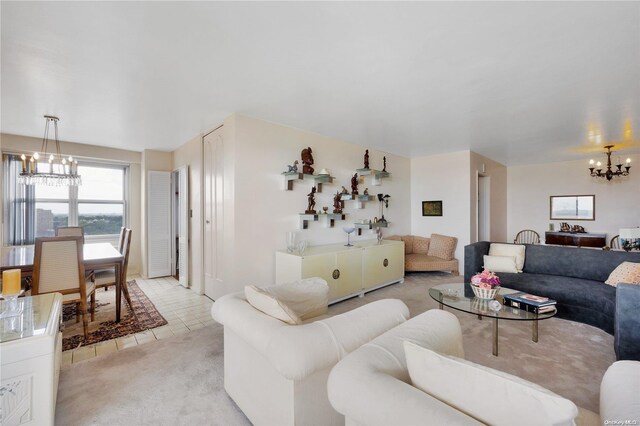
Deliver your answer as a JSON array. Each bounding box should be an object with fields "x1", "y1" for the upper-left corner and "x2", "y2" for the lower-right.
[
  {"x1": 147, "y1": 171, "x2": 172, "y2": 278},
  {"x1": 177, "y1": 166, "x2": 189, "y2": 287}
]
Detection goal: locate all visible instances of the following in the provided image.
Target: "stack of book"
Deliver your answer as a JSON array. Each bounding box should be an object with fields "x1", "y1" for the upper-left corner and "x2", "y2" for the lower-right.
[{"x1": 503, "y1": 292, "x2": 557, "y2": 314}]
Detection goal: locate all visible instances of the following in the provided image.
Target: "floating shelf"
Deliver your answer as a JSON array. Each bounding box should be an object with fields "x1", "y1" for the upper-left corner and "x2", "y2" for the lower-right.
[
  {"x1": 283, "y1": 172, "x2": 334, "y2": 192},
  {"x1": 354, "y1": 221, "x2": 390, "y2": 235},
  {"x1": 299, "y1": 213, "x2": 346, "y2": 229},
  {"x1": 299, "y1": 213, "x2": 319, "y2": 229},
  {"x1": 356, "y1": 168, "x2": 391, "y2": 179}
]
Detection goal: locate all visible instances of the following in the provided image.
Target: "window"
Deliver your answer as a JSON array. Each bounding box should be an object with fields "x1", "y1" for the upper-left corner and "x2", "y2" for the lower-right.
[{"x1": 4, "y1": 154, "x2": 128, "y2": 244}]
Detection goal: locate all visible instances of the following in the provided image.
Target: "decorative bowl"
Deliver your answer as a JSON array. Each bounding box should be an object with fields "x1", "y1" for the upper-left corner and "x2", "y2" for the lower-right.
[{"x1": 471, "y1": 284, "x2": 500, "y2": 300}]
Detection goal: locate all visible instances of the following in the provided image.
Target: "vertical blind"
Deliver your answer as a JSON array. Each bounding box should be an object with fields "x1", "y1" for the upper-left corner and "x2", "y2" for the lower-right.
[{"x1": 3, "y1": 154, "x2": 36, "y2": 245}]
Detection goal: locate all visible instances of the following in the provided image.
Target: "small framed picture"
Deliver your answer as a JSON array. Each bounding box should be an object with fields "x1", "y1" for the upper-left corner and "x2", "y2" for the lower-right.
[{"x1": 422, "y1": 200, "x2": 443, "y2": 217}]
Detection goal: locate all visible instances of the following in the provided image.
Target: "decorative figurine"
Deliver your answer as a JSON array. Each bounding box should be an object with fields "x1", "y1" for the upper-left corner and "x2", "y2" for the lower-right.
[
  {"x1": 333, "y1": 191, "x2": 343, "y2": 214},
  {"x1": 382, "y1": 156, "x2": 387, "y2": 172},
  {"x1": 322, "y1": 206, "x2": 329, "y2": 214},
  {"x1": 351, "y1": 173, "x2": 359, "y2": 195},
  {"x1": 363, "y1": 188, "x2": 369, "y2": 195},
  {"x1": 364, "y1": 149, "x2": 370, "y2": 169},
  {"x1": 341, "y1": 186, "x2": 349, "y2": 194},
  {"x1": 571, "y1": 225, "x2": 586, "y2": 233},
  {"x1": 560, "y1": 222, "x2": 571, "y2": 232},
  {"x1": 306, "y1": 186, "x2": 317, "y2": 214},
  {"x1": 285, "y1": 160, "x2": 299, "y2": 173},
  {"x1": 301, "y1": 147, "x2": 314, "y2": 175}
]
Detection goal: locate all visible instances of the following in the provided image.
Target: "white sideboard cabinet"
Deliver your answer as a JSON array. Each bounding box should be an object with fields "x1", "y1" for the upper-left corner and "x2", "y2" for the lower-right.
[
  {"x1": 276, "y1": 239, "x2": 404, "y2": 303},
  {"x1": 1, "y1": 293, "x2": 63, "y2": 426}
]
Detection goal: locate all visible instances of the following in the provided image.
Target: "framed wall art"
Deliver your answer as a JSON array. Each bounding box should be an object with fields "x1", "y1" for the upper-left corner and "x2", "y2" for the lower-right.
[
  {"x1": 422, "y1": 200, "x2": 443, "y2": 217},
  {"x1": 549, "y1": 195, "x2": 595, "y2": 221}
]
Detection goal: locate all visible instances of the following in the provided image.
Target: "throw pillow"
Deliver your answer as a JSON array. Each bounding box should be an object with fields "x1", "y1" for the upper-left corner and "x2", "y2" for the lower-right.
[
  {"x1": 604, "y1": 262, "x2": 640, "y2": 287},
  {"x1": 483, "y1": 255, "x2": 518, "y2": 273},
  {"x1": 427, "y1": 234, "x2": 457, "y2": 260},
  {"x1": 412, "y1": 236, "x2": 430, "y2": 255},
  {"x1": 402, "y1": 236, "x2": 415, "y2": 254},
  {"x1": 489, "y1": 243, "x2": 526, "y2": 272},
  {"x1": 403, "y1": 341, "x2": 579, "y2": 426},
  {"x1": 245, "y1": 285, "x2": 302, "y2": 325}
]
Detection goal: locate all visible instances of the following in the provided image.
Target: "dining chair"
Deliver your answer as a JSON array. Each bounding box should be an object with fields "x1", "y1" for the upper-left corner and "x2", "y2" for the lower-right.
[
  {"x1": 55, "y1": 226, "x2": 85, "y2": 244},
  {"x1": 610, "y1": 235, "x2": 621, "y2": 250},
  {"x1": 514, "y1": 229, "x2": 541, "y2": 245},
  {"x1": 90, "y1": 228, "x2": 133, "y2": 310},
  {"x1": 88, "y1": 227, "x2": 126, "y2": 291},
  {"x1": 32, "y1": 236, "x2": 95, "y2": 340}
]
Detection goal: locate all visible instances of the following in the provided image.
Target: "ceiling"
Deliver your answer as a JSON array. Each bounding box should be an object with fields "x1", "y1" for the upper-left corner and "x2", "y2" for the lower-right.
[{"x1": 1, "y1": 1, "x2": 639, "y2": 165}]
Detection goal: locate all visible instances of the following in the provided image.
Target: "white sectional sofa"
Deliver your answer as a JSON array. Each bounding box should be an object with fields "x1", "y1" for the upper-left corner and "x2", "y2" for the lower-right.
[
  {"x1": 328, "y1": 309, "x2": 640, "y2": 426},
  {"x1": 211, "y1": 291, "x2": 410, "y2": 426}
]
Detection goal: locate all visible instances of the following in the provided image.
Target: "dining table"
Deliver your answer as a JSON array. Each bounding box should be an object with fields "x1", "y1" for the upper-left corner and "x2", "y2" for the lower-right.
[{"x1": 1, "y1": 242, "x2": 125, "y2": 322}]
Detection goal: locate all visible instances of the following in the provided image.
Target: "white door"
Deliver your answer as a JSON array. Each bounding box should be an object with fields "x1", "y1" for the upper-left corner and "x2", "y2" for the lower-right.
[
  {"x1": 147, "y1": 171, "x2": 172, "y2": 278},
  {"x1": 177, "y1": 165, "x2": 189, "y2": 287},
  {"x1": 203, "y1": 126, "x2": 225, "y2": 298}
]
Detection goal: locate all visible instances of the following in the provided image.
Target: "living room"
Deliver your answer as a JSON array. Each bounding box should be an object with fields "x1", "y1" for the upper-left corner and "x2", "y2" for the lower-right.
[{"x1": 1, "y1": 2, "x2": 639, "y2": 426}]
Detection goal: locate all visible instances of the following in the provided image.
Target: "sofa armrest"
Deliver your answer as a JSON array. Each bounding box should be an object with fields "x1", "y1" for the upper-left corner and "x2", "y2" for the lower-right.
[
  {"x1": 266, "y1": 299, "x2": 409, "y2": 380},
  {"x1": 464, "y1": 241, "x2": 491, "y2": 282},
  {"x1": 615, "y1": 284, "x2": 640, "y2": 361}
]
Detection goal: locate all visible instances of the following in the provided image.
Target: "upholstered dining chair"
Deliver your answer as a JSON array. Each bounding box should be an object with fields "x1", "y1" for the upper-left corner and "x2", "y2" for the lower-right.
[
  {"x1": 89, "y1": 228, "x2": 133, "y2": 310},
  {"x1": 55, "y1": 226, "x2": 85, "y2": 243},
  {"x1": 90, "y1": 227, "x2": 126, "y2": 291},
  {"x1": 32, "y1": 236, "x2": 95, "y2": 339},
  {"x1": 610, "y1": 235, "x2": 621, "y2": 250},
  {"x1": 514, "y1": 229, "x2": 541, "y2": 245}
]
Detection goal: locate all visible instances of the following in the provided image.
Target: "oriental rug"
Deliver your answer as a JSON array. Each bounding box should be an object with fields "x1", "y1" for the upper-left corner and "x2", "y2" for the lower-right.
[{"x1": 62, "y1": 280, "x2": 167, "y2": 351}]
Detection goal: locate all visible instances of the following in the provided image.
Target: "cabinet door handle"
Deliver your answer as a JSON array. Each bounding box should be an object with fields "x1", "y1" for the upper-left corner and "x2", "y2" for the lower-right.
[
  {"x1": 383, "y1": 258, "x2": 389, "y2": 267},
  {"x1": 332, "y1": 269, "x2": 340, "y2": 279}
]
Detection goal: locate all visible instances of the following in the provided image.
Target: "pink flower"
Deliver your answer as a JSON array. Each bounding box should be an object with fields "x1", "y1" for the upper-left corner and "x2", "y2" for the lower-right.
[{"x1": 471, "y1": 269, "x2": 501, "y2": 288}]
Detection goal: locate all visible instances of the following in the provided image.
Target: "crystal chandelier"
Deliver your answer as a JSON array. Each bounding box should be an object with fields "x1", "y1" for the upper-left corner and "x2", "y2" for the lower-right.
[{"x1": 18, "y1": 115, "x2": 82, "y2": 186}]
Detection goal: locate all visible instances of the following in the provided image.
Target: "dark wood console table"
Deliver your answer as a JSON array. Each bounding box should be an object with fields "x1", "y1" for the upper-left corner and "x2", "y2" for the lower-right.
[{"x1": 545, "y1": 231, "x2": 607, "y2": 248}]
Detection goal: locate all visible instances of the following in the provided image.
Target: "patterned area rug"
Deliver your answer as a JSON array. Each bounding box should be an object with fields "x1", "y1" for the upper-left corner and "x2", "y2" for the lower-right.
[{"x1": 62, "y1": 280, "x2": 167, "y2": 351}]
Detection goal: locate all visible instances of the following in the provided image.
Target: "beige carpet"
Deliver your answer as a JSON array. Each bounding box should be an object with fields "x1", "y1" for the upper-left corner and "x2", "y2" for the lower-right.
[{"x1": 56, "y1": 273, "x2": 614, "y2": 425}]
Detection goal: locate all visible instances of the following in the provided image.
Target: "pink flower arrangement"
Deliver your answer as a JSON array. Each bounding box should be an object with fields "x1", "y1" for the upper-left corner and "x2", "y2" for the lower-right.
[{"x1": 470, "y1": 270, "x2": 501, "y2": 289}]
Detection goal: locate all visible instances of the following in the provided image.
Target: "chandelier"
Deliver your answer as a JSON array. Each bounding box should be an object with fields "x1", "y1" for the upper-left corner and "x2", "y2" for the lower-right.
[
  {"x1": 18, "y1": 115, "x2": 82, "y2": 186},
  {"x1": 588, "y1": 145, "x2": 631, "y2": 181}
]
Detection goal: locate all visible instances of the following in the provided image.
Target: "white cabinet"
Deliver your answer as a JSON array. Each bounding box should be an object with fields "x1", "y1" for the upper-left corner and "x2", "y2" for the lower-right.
[
  {"x1": 276, "y1": 240, "x2": 404, "y2": 303},
  {"x1": 1, "y1": 293, "x2": 63, "y2": 426}
]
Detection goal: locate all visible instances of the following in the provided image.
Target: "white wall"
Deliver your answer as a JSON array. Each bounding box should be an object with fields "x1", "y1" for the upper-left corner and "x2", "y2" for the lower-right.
[
  {"x1": 231, "y1": 115, "x2": 411, "y2": 290},
  {"x1": 507, "y1": 156, "x2": 640, "y2": 244},
  {"x1": 470, "y1": 152, "x2": 508, "y2": 243},
  {"x1": 411, "y1": 151, "x2": 471, "y2": 270}
]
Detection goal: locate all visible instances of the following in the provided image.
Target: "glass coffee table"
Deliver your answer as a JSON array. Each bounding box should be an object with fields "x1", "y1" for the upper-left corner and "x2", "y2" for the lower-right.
[{"x1": 429, "y1": 283, "x2": 557, "y2": 356}]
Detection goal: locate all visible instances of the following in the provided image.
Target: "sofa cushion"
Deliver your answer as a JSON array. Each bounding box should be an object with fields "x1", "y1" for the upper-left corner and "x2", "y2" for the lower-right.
[
  {"x1": 427, "y1": 234, "x2": 457, "y2": 260},
  {"x1": 245, "y1": 285, "x2": 301, "y2": 325},
  {"x1": 600, "y1": 361, "x2": 640, "y2": 423},
  {"x1": 489, "y1": 243, "x2": 525, "y2": 272},
  {"x1": 483, "y1": 255, "x2": 518, "y2": 273},
  {"x1": 404, "y1": 341, "x2": 579, "y2": 426},
  {"x1": 266, "y1": 278, "x2": 329, "y2": 320},
  {"x1": 412, "y1": 236, "x2": 429, "y2": 254},
  {"x1": 605, "y1": 261, "x2": 640, "y2": 287},
  {"x1": 523, "y1": 244, "x2": 640, "y2": 282},
  {"x1": 402, "y1": 235, "x2": 414, "y2": 254}
]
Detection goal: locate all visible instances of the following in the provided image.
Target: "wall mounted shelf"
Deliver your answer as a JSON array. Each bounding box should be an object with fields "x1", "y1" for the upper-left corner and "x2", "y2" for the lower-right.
[
  {"x1": 283, "y1": 172, "x2": 334, "y2": 192},
  {"x1": 299, "y1": 213, "x2": 347, "y2": 229},
  {"x1": 355, "y1": 221, "x2": 390, "y2": 235},
  {"x1": 356, "y1": 168, "x2": 390, "y2": 178}
]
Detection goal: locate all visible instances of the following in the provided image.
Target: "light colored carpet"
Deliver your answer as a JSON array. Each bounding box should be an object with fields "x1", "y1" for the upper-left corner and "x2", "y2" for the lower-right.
[{"x1": 56, "y1": 273, "x2": 614, "y2": 425}]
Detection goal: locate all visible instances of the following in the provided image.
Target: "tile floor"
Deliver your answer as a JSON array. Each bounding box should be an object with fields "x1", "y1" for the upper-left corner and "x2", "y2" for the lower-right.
[{"x1": 62, "y1": 275, "x2": 215, "y2": 366}]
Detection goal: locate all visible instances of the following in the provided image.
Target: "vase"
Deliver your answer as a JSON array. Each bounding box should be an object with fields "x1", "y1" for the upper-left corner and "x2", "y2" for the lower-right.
[{"x1": 471, "y1": 284, "x2": 500, "y2": 300}]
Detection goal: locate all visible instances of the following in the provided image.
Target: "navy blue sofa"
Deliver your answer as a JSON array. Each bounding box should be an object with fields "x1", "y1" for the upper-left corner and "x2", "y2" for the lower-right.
[{"x1": 464, "y1": 242, "x2": 640, "y2": 361}]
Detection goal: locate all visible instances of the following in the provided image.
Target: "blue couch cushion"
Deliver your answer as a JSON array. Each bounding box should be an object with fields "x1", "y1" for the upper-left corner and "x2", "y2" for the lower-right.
[
  {"x1": 498, "y1": 272, "x2": 616, "y2": 318},
  {"x1": 523, "y1": 244, "x2": 640, "y2": 282}
]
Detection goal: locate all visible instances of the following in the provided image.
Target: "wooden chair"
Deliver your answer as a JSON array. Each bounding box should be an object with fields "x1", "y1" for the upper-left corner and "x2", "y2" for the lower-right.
[
  {"x1": 90, "y1": 227, "x2": 126, "y2": 291},
  {"x1": 89, "y1": 228, "x2": 133, "y2": 310},
  {"x1": 514, "y1": 229, "x2": 541, "y2": 245},
  {"x1": 55, "y1": 226, "x2": 85, "y2": 244},
  {"x1": 610, "y1": 235, "x2": 621, "y2": 250},
  {"x1": 32, "y1": 236, "x2": 95, "y2": 339}
]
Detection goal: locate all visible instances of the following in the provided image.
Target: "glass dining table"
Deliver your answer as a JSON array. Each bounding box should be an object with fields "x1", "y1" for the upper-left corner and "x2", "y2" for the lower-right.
[{"x1": 1, "y1": 243, "x2": 125, "y2": 322}]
